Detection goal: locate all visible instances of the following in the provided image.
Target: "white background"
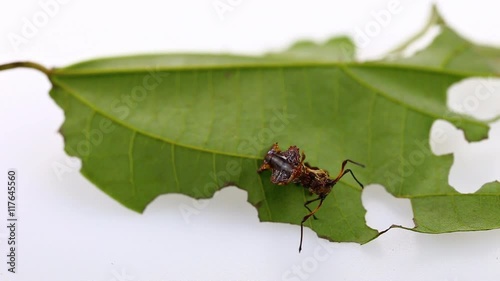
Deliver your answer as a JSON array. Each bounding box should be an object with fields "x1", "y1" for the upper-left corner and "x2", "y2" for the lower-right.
[{"x1": 1, "y1": 0, "x2": 500, "y2": 280}]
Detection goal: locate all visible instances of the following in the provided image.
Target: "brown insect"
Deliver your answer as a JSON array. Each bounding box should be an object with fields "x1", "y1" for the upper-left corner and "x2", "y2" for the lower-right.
[{"x1": 257, "y1": 143, "x2": 365, "y2": 253}]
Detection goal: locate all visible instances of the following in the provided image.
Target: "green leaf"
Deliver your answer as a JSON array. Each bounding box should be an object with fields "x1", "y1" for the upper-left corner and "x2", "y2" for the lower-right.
[
  {"x1": 388, "y1": 26, "x2": 500, "y2": 76},
  {"x1": 266, "y1": 36, "x2": 356, "y2": 62},
  {"x1": 45, "y1": 7, "x2": 500, "y2": 244}
]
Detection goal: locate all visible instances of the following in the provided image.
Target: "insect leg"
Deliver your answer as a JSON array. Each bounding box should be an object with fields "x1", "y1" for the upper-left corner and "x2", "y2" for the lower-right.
[
  {"x1": 299, "y1": 196, "x2": 325, "y2": 253},
  {"x1": 333, "y1": 159, "x2": 365, "y2": 188},
  {"x1": 343, "y1": 159, "x2": 365, "y2": 168},
  {"x1": 337, "y1": 169, "x2": 364, "y2": 189},
  {"x1": 304, "y1": 197, "x2": 322, "y2": 220}
]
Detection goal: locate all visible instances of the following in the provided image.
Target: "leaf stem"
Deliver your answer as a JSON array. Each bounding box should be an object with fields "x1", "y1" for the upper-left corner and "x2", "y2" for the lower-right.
[
  {"x1": 385, "y1": 5, "x2": 444, "y2": 58},
  {"x1": 0, "y1": 61, "x2": 51, "y2": 76}
]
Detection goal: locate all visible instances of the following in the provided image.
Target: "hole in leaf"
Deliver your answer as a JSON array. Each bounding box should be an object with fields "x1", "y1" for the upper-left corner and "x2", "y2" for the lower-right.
[
  {"x1": 429, "y1": 120, "x2": 466, "y2": 156},
  {"x1": 362, "y1": 184, "x2": 414, "y2": 231},
  {"x1": 447, "y1": 77, "x2": 500, "y2": 121},
  {"x1": 429, "y1": 120, "x2": 500, "y2": 194},
  {"x1": 447, "y1": 120, "x2": 500, "y2": 193},
  {"x1": 437, "y1": 78, "x2": 500, "y2": 193}
]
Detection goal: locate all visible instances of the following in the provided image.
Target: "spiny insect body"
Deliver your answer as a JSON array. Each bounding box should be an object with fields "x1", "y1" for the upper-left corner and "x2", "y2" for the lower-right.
[{"x1": 257, "y1": 143, "x2": 365, "y2": 253}]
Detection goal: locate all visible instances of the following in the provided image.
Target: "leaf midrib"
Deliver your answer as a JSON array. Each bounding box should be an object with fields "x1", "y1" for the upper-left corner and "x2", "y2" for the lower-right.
[{"x1": 52, "y1": 60, "x2": 498, "y2": 78}]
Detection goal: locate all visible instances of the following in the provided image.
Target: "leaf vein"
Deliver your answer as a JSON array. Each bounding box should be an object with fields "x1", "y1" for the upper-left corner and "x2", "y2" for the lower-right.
[
  {"x1": 255, "y1": 160, "x2": 272, "y2": 220},
  {"x1": 128, "y1": 131, "x2": 137, "y2": 195},
  {"x1": 398, "y1": 107, "x2": 408, "y2": 196},
  {"x1": 171, "y1": 144, "x2": 181, "y2": 192},
  {"x1": 203, "y1": 71, "x2": 216, "y2": 147},
  {"x1": 332, "y1": 192, "x2": 356, "y2": 238},
  {"x1": 339, "y1": 66, "x2": 487, "y2": 130}
]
